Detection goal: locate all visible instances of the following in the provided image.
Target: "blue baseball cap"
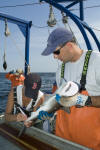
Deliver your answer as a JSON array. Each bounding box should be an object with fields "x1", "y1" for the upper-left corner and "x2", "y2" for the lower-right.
[{"x1": 41, "y1": 27, "x2": 73, "y2": 56}]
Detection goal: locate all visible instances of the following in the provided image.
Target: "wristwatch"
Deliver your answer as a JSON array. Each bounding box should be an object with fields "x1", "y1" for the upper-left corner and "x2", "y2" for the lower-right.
[{"x1": 85, "y1": 96, "x2": 92, "y2": 106}]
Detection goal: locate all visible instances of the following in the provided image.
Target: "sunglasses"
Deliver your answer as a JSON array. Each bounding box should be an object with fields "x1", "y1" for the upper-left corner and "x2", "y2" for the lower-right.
[
  {"x1": 53, "y1": 49, "x2": 60, "y2": 55},
  {"x1": 53, "y1": 43, "x2": 66, "y2": 55}
]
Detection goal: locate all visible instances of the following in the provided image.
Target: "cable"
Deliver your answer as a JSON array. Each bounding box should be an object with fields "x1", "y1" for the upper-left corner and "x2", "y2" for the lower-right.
[
  {"x1": 31, "y1": 22, "x2": 100, "y2": 33},
  {"x1": 9, "y1": 34, "x2": 29, "y2": 67},
  {"x1": 0, "y1": 2, "x2": 100, "y2": 31},
  {"x1": 31, "y1": 17, "x2": 100, "y2": 32},
  {"x1": 32, "y1": 24, "x2": 48, "y2": 28},
  {"x1": 89, "y1": 26, "x2": 100, "y2": 32},
  {"x1": 70, "y1": 4, "x2": 100, "y2": 11},
  {"x1": 0, "y1": 2, "x2": 99, "y2": 10},
  {"x1": 0, "y1": 2, "x2": 45, "y2": 9}
]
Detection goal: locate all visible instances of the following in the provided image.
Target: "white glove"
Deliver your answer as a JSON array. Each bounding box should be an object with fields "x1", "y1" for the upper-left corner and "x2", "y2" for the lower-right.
[
  {"x1": 57, "y1": 81, "x2": 79, "y2": 97},
  {"x1": 55, "y1": 81, "x2": 88, "y2": 107}
]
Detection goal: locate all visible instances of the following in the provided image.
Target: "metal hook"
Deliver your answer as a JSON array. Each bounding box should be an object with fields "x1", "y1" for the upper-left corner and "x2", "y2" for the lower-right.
[
  {"x1": 5, "y1": 19, "x2": 10, "y2": 37},
  {"x1": 47, "y1": 5, "x2": 57, "y2": 27},
  {"x1": 3, "y1": 51, "x2": 7, "y2": 70},
  {"x1": 61, "y1": 12, "x2": 68, "y2": 24}
]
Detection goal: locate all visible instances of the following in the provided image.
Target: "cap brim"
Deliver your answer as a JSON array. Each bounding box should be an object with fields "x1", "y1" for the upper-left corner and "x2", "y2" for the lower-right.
[
  {"x1": 25, "y1": 87, "x2": 38, "y2": 100},
  {"x1": 41, "y1": 45, "x2": 57, "y2": 56}
]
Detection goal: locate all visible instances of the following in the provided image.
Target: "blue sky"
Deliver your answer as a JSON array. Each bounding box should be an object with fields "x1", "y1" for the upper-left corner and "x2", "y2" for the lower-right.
[{"x1": 0, "y1": 0, "x2": 100, "y2": 72}]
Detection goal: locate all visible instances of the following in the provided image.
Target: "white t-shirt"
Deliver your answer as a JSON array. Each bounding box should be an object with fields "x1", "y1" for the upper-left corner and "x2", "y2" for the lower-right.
[
  {"x1": 56, "y1": 50, "x2": 100, "y2": 96},
  {"x1": 16, "y1": 85, "x2": 44, "y2": 110},
  {"x1": 34, "y1": 90, "x2": 44, "y2": 106}
]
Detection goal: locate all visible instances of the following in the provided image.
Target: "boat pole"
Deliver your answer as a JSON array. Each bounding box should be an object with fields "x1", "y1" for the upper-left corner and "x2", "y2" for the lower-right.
[{"x1": 17, "y1": 124, "x2": 26, "y2": 137}]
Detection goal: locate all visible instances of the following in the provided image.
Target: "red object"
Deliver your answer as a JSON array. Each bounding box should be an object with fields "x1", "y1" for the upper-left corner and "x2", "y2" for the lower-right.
[
  {"x1": 55, "y1": 91, "x2": 100, "y2": 150},
  {"x1": 52, "y1": 81, "x2": 57, "y2": 93},
  {"x1": 6, "y1": 73, "x2": 25, "y2": 87}
]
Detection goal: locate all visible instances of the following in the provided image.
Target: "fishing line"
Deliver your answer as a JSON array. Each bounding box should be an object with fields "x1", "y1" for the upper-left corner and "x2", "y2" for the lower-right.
[{"x1": 9, "y1": 34, "x2": 29, "y2": 68}]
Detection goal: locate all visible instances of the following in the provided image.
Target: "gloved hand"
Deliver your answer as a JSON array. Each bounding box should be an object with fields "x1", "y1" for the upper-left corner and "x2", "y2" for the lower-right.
[
  {"x1": 55, "y1": 81, "x2": 89, "y2": 107},
  {"x1": 38, "y1": 111, "x2": 53, "y2": 120},
  {"x1": 56, "y1": 81, "x2": 80, "y2": 98},
  {"x1": 9, "y1": 70, "x2": 14, "y2": 74}
]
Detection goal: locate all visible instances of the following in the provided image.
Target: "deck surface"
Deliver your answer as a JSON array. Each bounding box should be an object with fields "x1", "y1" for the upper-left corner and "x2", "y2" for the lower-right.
[
  {"x1": 0, "y1": 135, "x2": 22, "y2": 150},
  {"x1": 0, "y1": 123, "x2": 57, "y2": 150},
  {"x1": 0, "y1": 118, "x2": 91, "y2": 150}
]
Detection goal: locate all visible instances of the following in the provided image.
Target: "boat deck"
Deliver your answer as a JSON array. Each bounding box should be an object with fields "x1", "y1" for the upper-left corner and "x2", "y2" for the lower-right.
[
  {"x1": 0, "y1": 115, "x2": 92, "y2": 150},
  {"x1": 0, "y1": 135, "x2": 22, "y2": 150},
  {"x1": 0, "y1": 123, "x2": 92, "y2": 150}
]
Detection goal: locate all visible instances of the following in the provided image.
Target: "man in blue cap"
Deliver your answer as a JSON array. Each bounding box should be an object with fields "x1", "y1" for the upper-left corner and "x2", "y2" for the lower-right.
[{"x1": 38, "y1": 27, "x2": 100, "y2": 149}]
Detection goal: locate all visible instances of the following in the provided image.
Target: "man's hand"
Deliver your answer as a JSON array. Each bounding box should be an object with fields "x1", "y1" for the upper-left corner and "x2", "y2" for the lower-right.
[
  {"x1": 38, "y1": 111, "x2": 53, "y2": 120},
  {"x1": 24, "y1": 120, "x2": 33, "y2": 127},
  {"x1": 16, "y1": 113, "x2": 27, "y2": 122},
  {"x1": 9, "y1": 70, "x2": 14, "y2": 74},
  {"x1": 59, "y1": 93, "x2": 88, "y2": 107},
  {"x1": 55, "y1": 81, "x2": 89, "y2": 107},
  {"x1": 57, "y1": 81, "x2": 79, "y2": 98}
]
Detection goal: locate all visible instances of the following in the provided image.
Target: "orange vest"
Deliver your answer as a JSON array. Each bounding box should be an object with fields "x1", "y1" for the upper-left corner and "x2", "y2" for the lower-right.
[
  {"x1": 6, "y1": 73, "x2": 25, "y2": 87},
  {"x1": 55, "y1": 92, "x2": 100, "y2": 150}
]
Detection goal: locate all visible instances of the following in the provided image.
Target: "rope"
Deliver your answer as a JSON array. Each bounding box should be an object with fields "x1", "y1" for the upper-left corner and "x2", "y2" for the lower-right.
[
  {"x1": 31, "y1": 20, "x2": 100, "y2": 32},
  {"x1": 9, "y1": 34, "x2": 29, "y2": 68},
  {"x1": 3, "y1": 36, "x2": 7, "y2": 62},
  {"x1": 47, "y1": 26, "x2": 50, "y2": 35},
  {"x1": 61, "y1": 12, "x2": 81, "y2": 48},
  {"x1": 0, "y1": 2, "x2": 45, "y2": 9},
  {"x1": 67, "y1": 22, "x2": 81, "y2": 48},
  {"x1": 3, "y1": 19, "x2": 8, "y2": 62}
]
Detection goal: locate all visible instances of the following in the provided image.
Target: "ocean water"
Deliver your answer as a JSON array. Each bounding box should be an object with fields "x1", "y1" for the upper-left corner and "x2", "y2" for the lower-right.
[{"x1": 0, "y1": 72, "x2": 56, "y2": 113}]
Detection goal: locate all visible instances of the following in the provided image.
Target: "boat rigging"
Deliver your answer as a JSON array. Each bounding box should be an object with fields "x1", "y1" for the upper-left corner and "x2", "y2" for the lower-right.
[{"x1": 0, "y1": 12, "x2": 32, "y2": 75}]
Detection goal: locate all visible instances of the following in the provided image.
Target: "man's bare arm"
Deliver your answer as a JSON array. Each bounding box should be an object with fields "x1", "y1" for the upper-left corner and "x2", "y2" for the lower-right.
[
  {"x1": 91, "y1": 96, "x2": 100, "y2": 107},
  {"x1": 5, "y1": 88, "x2": 17, "y2": 121}
]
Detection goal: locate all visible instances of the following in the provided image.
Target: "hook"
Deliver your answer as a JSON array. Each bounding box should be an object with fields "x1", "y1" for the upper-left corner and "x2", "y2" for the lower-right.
[
  {"x1": 61, "y1": 12, "x2": 68, "y2": 24},
  {"x1": 5, "y1": 19, "x2": 10, "y2": 37},
  {"x1": 3, "y1": 51, "x2": 7, "y2": 70},
  {"x1": 47, "y1": 5, "x2": 57, "y2": 27}
]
